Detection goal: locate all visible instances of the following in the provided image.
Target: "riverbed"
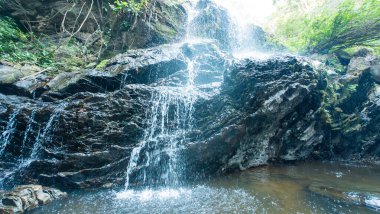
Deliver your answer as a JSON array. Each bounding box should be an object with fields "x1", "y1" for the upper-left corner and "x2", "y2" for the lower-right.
[{"x1": 31, "y1": 161, "x2": 380, "y2": 213}]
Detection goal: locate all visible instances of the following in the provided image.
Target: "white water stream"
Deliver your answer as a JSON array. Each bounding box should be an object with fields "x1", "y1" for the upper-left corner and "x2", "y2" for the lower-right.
[{"x1": 118, "y1": 0, "x2": 277, "y2": 198}]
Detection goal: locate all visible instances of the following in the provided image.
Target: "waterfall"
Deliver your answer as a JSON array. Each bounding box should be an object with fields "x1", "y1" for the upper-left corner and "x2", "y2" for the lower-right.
[
  {"x1": 0, "y1": 108, "x2": 20, "y2": 155},
  {"x1": 121, "y1": 0, "x2": 274, "y2": 191},
  {"x1": 123, "y1": 55, "x2": 199, "y2": 189},
  {"x1": 28, "y1": 107, "x2": 63, "y2": 161},
  {"x1": 20, "y1": 109, "x2": 36, "y2": 159},
  {"x1": 0, "y1": 105, "x2": 64, "y2": 188},
  {"x1": 213, "y1": 0, "x2": 275, "y2": 58},
  {"x1": 124, "y1": 86, "x2": 197, "y2": 188},
  {"x1": 122, "y1": 0, "x2": 201, "y2": 190}
]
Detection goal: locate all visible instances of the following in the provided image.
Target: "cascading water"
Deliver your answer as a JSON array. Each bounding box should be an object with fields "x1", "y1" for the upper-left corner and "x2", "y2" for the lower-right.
[
  {"x1": 0, "y1": 108, "x2": 20, "y2": 155},
  {"x1": 28, "y1": 106, "x2": 63, "y2": 162},
  {"x1": 120, "y1": 0, "x2": 202, "y2": 192},
  {"x1": 0, "y1": 105, "x2": 64, "y2": 188},
  {"x1": 212, "y1": 0, "x2": 275, "y2": 58},
  {"x1": 119, "y1": 0, "x2": 274, "y2": 192},
  {"x1": 20, "y1": 109, "x2": 36, "y2": 158}
]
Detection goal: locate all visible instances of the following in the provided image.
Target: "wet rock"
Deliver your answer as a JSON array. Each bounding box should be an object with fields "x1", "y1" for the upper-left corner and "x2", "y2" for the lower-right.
[
  {"x1": 371, "y1": 64, "x2": 380, "y2": 84},
  {"x1": 0, "y1": 185, "x2": 67, "y2": 213},
  {"x1": 0, "y1": 41, "x2": 224, "y2": 101},
  {"x1": 1, "y1": 43, "x2": 379, "y2": 190},
  {"x1": 0, "y1": 40, "x2": 225, "y2": 189},
  {"x1": 191, "y1": 0, "x2": 231, "y2": 50},
  {"x1": 0, "y1": 64, "x2": 44, "y2": 98},
  {"x1": 0, "y1": 85, "x2": 153, "y2": 188},
  {"x1": 182, "y1": 56, "x2": 326, "y2": 175},
  {"x1": 308, "y1": 182, "x2": 380, "y2": 210},
  {"x1": 323, "y1": 69, "x2": 380, "y2": 161}
]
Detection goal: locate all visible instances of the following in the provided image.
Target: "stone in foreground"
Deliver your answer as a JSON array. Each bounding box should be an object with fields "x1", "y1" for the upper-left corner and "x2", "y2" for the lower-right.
[{"x1": 0, "y1": 185, "x2": 67, "y2": 213}]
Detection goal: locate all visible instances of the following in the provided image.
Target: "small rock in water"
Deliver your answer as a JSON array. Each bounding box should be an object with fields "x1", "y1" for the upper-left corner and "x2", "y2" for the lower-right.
[
  {"x1": 309, "y1": 182, "x2": 380, "y2": 211},
  {"x1": 365, "y1": 197, "x2": 380, "y2": 209},
  {"x1": 335, "y1": 172, "x2": 343, "y2": 178},
  {"x1": 0, "y1": 185, "x2": 67, "y2": 213}
]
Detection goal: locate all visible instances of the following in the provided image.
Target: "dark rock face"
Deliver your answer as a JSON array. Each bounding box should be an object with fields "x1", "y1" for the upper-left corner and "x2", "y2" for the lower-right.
[
  {"x1": 1, "y1": 40, "x2": 380, "y2": 190},
  {"x1": 0, "y1": 86, "x2": 152, "y2": 189},
  {"x1": 329, "y1": 72, "x2": 380, "y2": 161},
  {"x1": 0, "y1": 41, "x2": 226, "y2": 189},
  {"x1": 182, "y1": 56, "x2": 327, "y2": 175},
  {"x1": 0, "y1": 185, "x2": 67, "y2": 213}
]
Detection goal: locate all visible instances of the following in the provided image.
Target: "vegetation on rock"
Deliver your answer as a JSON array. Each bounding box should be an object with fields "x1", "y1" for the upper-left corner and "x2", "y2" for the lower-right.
[
  {"x1": 0, "y1": 0, "x2": 187, "y2": 74},
  {"x1": 0, "y1": 17, "x2": 54, "y2": 67}
]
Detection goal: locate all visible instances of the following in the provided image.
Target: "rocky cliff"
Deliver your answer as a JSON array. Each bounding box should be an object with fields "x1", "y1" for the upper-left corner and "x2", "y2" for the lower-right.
[{"x1": 1, "y1": 40, "x2": 379, "y2": 190}]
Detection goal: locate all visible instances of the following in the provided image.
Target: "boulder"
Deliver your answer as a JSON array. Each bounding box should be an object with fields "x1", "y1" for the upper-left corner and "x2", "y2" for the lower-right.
[
  {"x1": 0, "y1": 64, "x2": 45, "y2": 98},
  {"x1": 308, "y1": 182, "x2": 380, "y2": 210},
  {"x1": 181, "y1": 56, "x2": 327, "y2": 175},
  {"x1": 347, "y1": 56, "x2": 374, "y2": 74},
  {"x1": 0, "y1": 185, "x2": 67, "y2": 213}
]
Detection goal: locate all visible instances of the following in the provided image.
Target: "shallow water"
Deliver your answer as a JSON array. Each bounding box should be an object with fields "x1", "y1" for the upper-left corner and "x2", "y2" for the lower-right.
[{"x1": 31, "y1": 162, "x2": 380, "y2": 214}]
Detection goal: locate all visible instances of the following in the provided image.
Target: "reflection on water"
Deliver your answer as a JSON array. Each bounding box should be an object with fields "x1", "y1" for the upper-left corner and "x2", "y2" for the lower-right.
[{"x1": 31, "y1": 162, "x2": 380, "y2": 214}]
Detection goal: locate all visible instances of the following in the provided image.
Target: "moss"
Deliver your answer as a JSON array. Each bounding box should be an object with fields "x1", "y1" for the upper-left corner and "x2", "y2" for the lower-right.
[
  {"x1": 155, "y1": 23, "x2": 177, "y2": 39},
  {"x1": 95, "y1": 59, "x2": 110, "y2": 70},
  {"x1": 320, "y1": 108, "x2": 333, "y2": 124},
  {"x1": 326, "y1": 55, "x2": 346, "y2": 74}
]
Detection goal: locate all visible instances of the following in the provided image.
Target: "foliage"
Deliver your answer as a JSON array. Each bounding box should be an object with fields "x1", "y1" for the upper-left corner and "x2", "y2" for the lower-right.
[
  {"x1": 110, "y1": 0, "x2": 149, "y2": 13},
  {"x1": 0, "y1": 16, "x2": 108, "y2": 71},
  {"x1": 95, "y1": 59, "x2": 110, "y2": 70},
  {"x1": 270, "y1": 0, "x2": 380, "y2": 54},
  {"x1": 0, "y1": 17, "x2": 54, "y2": 67}
]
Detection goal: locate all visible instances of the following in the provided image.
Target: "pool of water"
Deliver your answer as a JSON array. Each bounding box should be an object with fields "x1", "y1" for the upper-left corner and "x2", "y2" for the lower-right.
[{"x1": 31, "y1": 162, "x2": 380, "y2": 214}]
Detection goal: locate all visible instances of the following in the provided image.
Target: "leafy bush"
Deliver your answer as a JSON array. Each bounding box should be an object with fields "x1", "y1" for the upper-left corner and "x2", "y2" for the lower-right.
[
  {"x1": 0, "y1": 17, "x2": 54, "y2": 67},
  {"x1": 270, "y1": 0, "x2": 380, "y2": 54},
  {"x1": 110, "y1": 0, "x2": 149, "y2": 13}
]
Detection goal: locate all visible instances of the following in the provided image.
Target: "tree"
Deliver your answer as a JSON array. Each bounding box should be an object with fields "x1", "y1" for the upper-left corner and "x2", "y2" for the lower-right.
[{"x1": 270, "y1": 0, "x2": 380, "y2": 54}]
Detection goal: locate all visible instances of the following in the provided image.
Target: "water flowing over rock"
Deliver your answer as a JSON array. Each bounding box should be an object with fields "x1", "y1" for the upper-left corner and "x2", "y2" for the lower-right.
[
  {"x1": 0, "y1": 40, "x2": 226, "y2": 189},
  {"x1": 0, "y1": 0, "x2": 380, "y2": 194},
  {"x1": 1, "y1": 44, "x2": 380, "y2": 189}
]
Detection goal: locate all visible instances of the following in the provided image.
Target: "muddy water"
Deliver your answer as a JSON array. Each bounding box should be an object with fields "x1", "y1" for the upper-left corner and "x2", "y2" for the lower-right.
[{"x1": 32, "y1": 162, "x2": 380, "y2": 214}]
